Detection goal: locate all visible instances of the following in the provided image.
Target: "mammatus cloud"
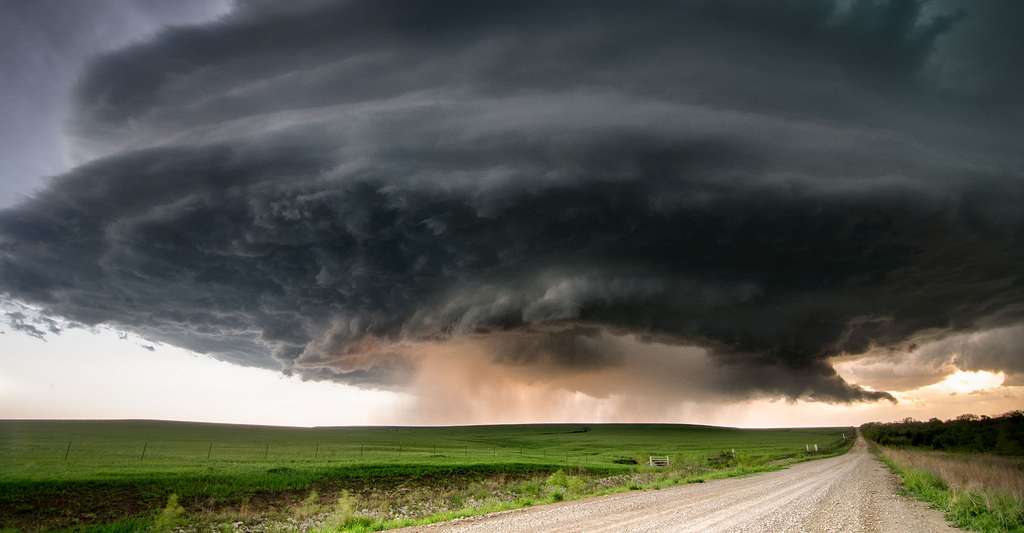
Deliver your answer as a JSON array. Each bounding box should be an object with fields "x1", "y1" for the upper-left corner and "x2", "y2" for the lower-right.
[{"x1": 2, "y1": 0, "x2": 1023, "y2": 405}]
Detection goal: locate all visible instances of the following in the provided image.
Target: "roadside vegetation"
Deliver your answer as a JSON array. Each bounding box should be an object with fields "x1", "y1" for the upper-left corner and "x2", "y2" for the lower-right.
[
  {"x1": 0, "y1": 421, "x2": 852, "y2": 531},
  {"x1": 863, "y1": 412, "x2": 1024, "y2": 533},
  {"x1": 862, "y1": 411, "x2": 1024, "y2": 454}
]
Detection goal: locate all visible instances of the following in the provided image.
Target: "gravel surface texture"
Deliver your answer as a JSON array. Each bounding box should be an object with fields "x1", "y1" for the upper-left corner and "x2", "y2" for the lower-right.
[{"x1": 397, "y1": 438, "x2": 957, "y2": 532}]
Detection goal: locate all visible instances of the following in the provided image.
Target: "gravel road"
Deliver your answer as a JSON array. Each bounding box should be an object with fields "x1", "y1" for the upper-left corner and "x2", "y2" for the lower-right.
[{"x1": 398, "y1": 438, "x2": 957, "y2": 532}]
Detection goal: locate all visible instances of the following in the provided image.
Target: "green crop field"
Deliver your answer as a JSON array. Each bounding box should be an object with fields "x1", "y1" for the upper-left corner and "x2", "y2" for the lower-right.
[{"x1": 0, "y1": 420, "x2": 853, "y2": 531}]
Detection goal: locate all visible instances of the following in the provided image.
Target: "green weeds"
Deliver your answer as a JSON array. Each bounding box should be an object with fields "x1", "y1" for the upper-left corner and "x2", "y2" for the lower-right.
[{"x1": 152, "y1": 494, "x2": 185, "y2": 532}]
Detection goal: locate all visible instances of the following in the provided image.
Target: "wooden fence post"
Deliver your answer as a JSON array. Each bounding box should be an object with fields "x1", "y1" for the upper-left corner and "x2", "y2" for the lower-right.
[
  {"x1": 140, "y1": 441, "x2": 148, "y2": 461},
  {"x1": 64, "y1": 441, "x2": 72, "y2": 462},
  {"x1": 207, "y1": 441, "x2": 214, "y2": 460}
]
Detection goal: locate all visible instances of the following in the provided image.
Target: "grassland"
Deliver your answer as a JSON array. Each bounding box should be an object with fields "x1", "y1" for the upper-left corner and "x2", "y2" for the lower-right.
[
  {"x1": 0, "y1": 420, "x2": 853, "y2": 532},
  {"x1": 869, "y1": 443, "x2": 1024, "y2": 532}
]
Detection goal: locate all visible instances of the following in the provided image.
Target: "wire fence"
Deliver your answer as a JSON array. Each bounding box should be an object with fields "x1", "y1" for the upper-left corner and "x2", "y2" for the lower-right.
[{"x1": 1, "y1": 436, "x2": 848, "y2": 466}]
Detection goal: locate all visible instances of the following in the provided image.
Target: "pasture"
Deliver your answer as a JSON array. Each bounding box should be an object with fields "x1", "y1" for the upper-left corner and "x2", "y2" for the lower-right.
[{"x1": 0, "y1": 420, "x2": 852, "y2": 531}]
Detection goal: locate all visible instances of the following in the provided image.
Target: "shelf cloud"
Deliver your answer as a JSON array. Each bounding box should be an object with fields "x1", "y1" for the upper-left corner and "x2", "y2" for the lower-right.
[{"x1": 2, "y1": 0, "x2": 1022, "y2": 405}]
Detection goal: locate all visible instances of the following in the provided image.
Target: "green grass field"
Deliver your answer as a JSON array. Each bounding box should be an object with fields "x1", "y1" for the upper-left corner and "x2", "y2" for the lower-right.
[{"x1": 0, "y1": 420, "x2": 853, "y2": 531}]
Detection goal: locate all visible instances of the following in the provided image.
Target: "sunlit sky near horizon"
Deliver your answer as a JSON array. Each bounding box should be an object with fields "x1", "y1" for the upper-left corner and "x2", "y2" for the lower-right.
[
  {"x1": 3, "y1": 324, "x2": 1019, "y2": 428},
  {"x1": 1, "y1": 0, "x2": 1022, "y2": 428}
]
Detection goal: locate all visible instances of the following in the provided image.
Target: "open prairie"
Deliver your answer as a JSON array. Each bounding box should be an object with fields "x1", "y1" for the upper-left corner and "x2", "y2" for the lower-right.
[{"x1": 0, "y1": 420, "x2": 851, "y2": 531}]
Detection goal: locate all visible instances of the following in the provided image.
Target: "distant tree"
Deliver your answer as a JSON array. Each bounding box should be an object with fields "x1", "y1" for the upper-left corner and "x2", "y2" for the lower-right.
[{"x1": 861, "y1": 412, "x2": 1024, "y2": 455}]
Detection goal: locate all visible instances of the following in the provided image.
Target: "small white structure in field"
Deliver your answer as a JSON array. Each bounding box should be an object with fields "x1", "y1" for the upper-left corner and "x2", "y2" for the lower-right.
[
  {"x1": 814, "y1": 443, "x2": 819, "y2": 452},
  {"x1": 649, "y1": 456, "x2": 670, "y2": 467}
]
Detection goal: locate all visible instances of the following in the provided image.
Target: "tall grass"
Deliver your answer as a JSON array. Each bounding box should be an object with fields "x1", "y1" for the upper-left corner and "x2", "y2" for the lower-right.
[
  {"x1": 884, "y1": 448, "x2": 1024, "y2": 502},
  {"x1": 877, "y1": 446, "x2": 1024, "y2": 533}
]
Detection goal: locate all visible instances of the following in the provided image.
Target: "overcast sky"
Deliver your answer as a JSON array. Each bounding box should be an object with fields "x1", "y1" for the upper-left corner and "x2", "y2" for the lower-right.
[{"x1": 1, "y1": 0, "x2": 1021, "y2": 427}]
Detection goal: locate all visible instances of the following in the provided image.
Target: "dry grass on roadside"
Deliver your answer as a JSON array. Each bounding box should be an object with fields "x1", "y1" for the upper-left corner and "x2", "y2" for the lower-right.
[{"x1": 882, "y1": 448, "x2": 1024, "y2": 501}]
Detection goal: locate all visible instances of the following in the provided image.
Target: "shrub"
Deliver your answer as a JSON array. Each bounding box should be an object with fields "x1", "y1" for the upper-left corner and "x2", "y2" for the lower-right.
[
  {"x1": 566, "y1": 476, "x2": 587, "y2": 495},
  {"x1": 514, "y1": 479, "x2": 544, "y2": 498},
  {"x1": 296, "y1": 489, "x2": 322, "y2": 518},
  {"x1": 152, "y1": 494, "x2": 185, "y2": 532},
  {"x1": 546, "y1": 469, "x2": 569, "y2": 489},
  {"x1": 320, "y1": 490, "x2": 357, "y2": 530}
]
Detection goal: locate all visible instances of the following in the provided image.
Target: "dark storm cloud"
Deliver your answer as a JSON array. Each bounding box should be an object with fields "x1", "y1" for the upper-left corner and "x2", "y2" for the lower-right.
[
  {"x1": 0, "y1": 0, "x2": 229, "y2": 206},
  {"x1": 4, "y1": 312, "x2": 47, "y2": 340},
  {"x1": 842, "y1": 325, "x2": 1024, "y2": 390},
  {"x1": 2, "y1": 0, "x2": 1022, "y2": 402}
]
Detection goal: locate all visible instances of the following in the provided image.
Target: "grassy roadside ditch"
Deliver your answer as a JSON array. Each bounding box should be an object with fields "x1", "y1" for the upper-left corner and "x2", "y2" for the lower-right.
[{"x1": 868, "y1": 442, "x2": 1024, "y2": 533}]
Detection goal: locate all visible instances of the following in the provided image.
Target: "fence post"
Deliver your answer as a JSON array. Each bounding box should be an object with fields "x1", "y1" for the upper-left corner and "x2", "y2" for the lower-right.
[
  {"x1": 63, "y1": 441, "x2": 72, "y2": 462},
  {"x1": 140, "y1": 441, "x2": 148, "y2": 461},
  {"x1": 207, "y1": 441, "x2": 214, "y2": 460},
  {"x1": 314, "y1": 442, "x2": 319, "y2": 459}
]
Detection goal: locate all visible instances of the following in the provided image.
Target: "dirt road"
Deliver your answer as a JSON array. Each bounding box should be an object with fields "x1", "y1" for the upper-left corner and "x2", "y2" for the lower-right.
[{"x1": 401, "y1": 438, "x2": 956, "y2": 532}]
